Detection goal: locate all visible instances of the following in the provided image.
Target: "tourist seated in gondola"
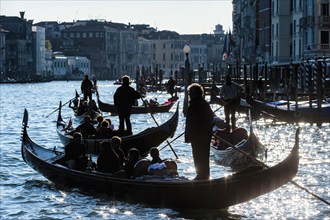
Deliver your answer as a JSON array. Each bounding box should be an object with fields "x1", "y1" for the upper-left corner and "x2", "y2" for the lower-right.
[
  {"x1": 105, "y1": 118, "x2": 114, "y2": 130},
  {"x1": 74, "y1": 115, "x2": 97, "y2": 138},
  {"x1": 68, "y1": 98, "x2": 79, "y2": 110},
  {"x1": 90, "y1": 100, "x2": 99, "y2": 112},
  {"x1": 147, "y1": 147, "x2": 178, "y2": 177},
  {"x1": 97, "y1": 120, "x2": 113, "y2": 139},
  {"x1": 96, "y1": 140, "x2": 123, "y2": 175},
  {"x1": 64, "y1": 132, "x2": 88, "y2": 171},
  {"x1": 149, "y1": 147, "x2": 165, "y2": 164},
  {"x1": 110, "y1": 136, "x2": 127, "y2": 168},
  {"x1": 76, "y1": 101, "x2": 89, "y2": 116},
  {"x1": 143, "y1": 98, "x2": 159, "y2": 107},
  {"x1": 124, "y1": 148, "x2": 141, "y2": 178},
  {"x1": 96, "y1": 115, "x2": 104, "y2": 131}
]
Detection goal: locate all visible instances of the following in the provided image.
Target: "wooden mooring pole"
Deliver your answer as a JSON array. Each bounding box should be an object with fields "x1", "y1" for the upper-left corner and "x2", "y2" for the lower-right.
[{"x1": 316, "y1": 60, "x2": 323, "y2": 126}]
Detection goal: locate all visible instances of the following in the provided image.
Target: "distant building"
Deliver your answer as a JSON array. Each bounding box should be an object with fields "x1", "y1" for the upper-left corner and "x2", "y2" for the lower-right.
[
  {"x1": 0, "y1": 28, "x2": 9, "y2": 79},
  {"x1": 233, "y1": 0, "x2": 330, "y2": 65},
  {"x1": 1, "y1": 13, "x2": 227, "y2": 82},
  {"x1": 1, "y1": 12, "x2": 34, "y2": 80},
  {"x1": 32, "y1": 26, "x2": 48, "y2": 80},
  {"x1": 52, "y1": 52, "x2": 91, "y2": 79}
]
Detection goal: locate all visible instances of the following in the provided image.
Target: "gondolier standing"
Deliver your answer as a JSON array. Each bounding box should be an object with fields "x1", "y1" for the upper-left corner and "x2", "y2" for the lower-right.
[
  {"x1": 185, "y1": 83, "x2": 214, "y2": 180},
  {"x1": 220, "y1": 75, "x2": 243, "y2": 130},
  {"x1": 81, "y1": 74, "x2": 93, "y2": 101},
  {"x1": 114, "y1": 75, "x2": 141, "y2": 135},
  {"x1": 166, "y1": 76, "x2": 176, "y2": 98}
]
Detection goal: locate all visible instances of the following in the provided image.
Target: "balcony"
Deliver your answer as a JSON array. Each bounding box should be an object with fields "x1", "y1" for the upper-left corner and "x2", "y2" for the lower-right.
[
  {"x1": 319, "y1": 16, "x2": 330, "y2": 27},
  {"x1": 7, "y1": 51, "x2": 17, "y2": 57},
  {"x1": 320, "y1": 44, "x2": 329, "y2": 50},
  {"x1": 299, "y1": 17, "x2": 306, "y2": 27},
  {"x1": 307, "y1": 16, "x2": 315, "y2": 26}
]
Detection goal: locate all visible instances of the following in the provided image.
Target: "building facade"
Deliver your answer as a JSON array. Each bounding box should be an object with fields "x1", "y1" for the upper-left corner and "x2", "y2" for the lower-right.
[{"x1": 233, "y1": 0, "x2": 330, "y2": 66}]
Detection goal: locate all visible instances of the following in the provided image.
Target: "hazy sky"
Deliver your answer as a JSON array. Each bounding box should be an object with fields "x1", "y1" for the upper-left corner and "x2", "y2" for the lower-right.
[{"x1": 1, "y1": 0, "x2": 233, "y2": 34}]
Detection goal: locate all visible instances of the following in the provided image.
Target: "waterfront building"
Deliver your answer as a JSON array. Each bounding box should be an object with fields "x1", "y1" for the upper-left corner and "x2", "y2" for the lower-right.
[
  {"x1": 32, "y1": 26, "x2": 48, "y2": 80},
  {"x1": 233, "y1": 0, "x2": 330, "y2": 66},
  {"x1": 0, "y1": 28, "x2": 9, "y2": 79},
  {"x1": 1, "y1": 12, "x2": 34, "y2": 80}
]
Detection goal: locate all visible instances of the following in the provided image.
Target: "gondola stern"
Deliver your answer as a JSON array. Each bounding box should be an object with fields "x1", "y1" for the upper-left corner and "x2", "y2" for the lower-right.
[
  {"x1": 57, "y1": 101, "x2": 64, "y2": 125},
  {"x1": 293, "y1": 127, "x2": 300, "y2": 154},
  {"x1": 21, "y1": 109, "x2": 29, "y2": 163}
]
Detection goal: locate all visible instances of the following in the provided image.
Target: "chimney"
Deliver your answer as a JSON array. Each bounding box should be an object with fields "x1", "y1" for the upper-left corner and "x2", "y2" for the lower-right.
[{"x1": 19, "y1": 11, "x2": 25, "y2": 19}]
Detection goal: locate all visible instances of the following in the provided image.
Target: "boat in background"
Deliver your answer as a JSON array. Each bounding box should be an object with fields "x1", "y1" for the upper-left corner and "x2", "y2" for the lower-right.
[
  {"x1": 57, "y1": 102, "x2": 180, "y2": 155},
  {"x1": 97, "y1": 91, "x2": 177, "y2": 115},
  {"x1": 211, "y1": 126, "x2": 266, "y2": 167},
  {"x1": 247, "y1": 97, "x2": 330, "y2": 123}
]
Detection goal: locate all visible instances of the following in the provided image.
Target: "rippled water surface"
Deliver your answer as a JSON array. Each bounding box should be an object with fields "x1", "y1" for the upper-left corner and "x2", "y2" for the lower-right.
[{"x1": 1, "y1": 81, "x2": 329, "y2": 219}]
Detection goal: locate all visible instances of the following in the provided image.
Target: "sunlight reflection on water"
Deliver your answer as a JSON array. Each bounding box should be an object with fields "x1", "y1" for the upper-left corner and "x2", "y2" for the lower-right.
[{"x1": 1, "y1": 81, "x2": 329, "y2": 219}]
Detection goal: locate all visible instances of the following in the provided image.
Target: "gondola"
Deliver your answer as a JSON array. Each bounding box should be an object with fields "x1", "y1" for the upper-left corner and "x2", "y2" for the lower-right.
[
  {"x1": 57, "y1": 102, "x2": 180, "y2": 155},
  {"x1": 247, "y1": 97, "x2": 330, "y2": 123},
  {"x1": 69, "y1": 90, "x2": 102, "y2": 123},
  {"x1": 211, "y1": 127, "x2": 266, "y2": 167},
  {"x1": 97, "y1": 92, "x2": 176, "y2": 115},
  {"x1": 21, "y1": 109, "x2": 300, "y2": 210}
]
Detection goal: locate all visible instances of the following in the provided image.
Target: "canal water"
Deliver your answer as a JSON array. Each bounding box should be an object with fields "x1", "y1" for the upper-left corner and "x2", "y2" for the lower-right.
[{"x1": 0, "y1": 80, "x2": 329, "y2": 219}]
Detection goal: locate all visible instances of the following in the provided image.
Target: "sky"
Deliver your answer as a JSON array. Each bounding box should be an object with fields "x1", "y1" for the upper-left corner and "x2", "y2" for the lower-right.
[{"x1": 1, "y1": 0, "x2": 233, "y2": 35}]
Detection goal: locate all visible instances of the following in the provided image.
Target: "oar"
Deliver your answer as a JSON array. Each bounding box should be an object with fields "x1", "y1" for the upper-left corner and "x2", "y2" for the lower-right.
[
  {"x1": 140, "y1": 97, "x2": 179, "y2": 159},
  {"x1": 155, "y1": 89, "x2": 165, "y2": 99},
  {"x1": 45, "y1": 92, "x2": 82, "y2": 118},
  {"x1": 159, "y1": 105, "x2": 224, "y2": 151},
  {"x1": 213, "y1": 128, "x2": 330, "y2": 206}
]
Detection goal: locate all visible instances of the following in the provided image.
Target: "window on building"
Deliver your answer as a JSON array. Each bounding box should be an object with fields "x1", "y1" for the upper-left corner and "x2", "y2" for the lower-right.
[
  {"x1": 290, "y1": 23, "x2": 293, "y2": 35},
  {"x1": 70, "y1": 33, "x2": 74, "y2": 38},
  {"x1": 276, "y1": 23, "x2": 278, "y2": 36},
  {"x1": 163, "y1": 44, "x2": 165, "y2": 49},
  {"x1": 321, "y1": 4, "x2": 329, "y2": 16},
  {"x1": 163, "y1": 53, "x2": 166, "y2": 61},
  {"x1": 89, "y1": 32, "x2": 93, "y2": 38},
  {"x1": 96, "y1": 32, "x2": 99, "y2": 38},
  {"x1": 82, "y1": 33, "x2": 86, "y2": 38},
  {"x1": 321, "y1": 31, "x2": 329, "y2": 44},
  {"x1": 276, "y1": 41, "x2": 278, "y2": 59},
  {"x1": 76, "y1": 33, "x2": 80, "y2": 38}
]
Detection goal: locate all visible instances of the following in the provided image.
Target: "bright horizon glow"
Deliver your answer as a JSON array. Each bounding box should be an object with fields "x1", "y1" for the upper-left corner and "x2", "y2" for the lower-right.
[{"x1": 1, "y1": 0, "x2": 233, "y2": 34}]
